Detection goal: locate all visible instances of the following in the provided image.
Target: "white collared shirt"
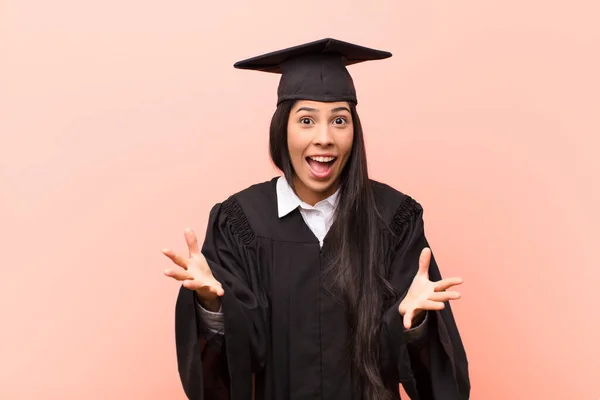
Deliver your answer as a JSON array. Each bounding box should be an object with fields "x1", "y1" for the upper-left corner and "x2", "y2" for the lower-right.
[{"x1": 276, "y1": 176, "x2": 338, "y2": 247}]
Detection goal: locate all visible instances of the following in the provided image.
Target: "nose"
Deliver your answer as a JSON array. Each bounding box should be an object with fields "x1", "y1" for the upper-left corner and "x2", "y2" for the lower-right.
[{"x1": 312, "y1": 123, "x2": 334, "y2": 146}]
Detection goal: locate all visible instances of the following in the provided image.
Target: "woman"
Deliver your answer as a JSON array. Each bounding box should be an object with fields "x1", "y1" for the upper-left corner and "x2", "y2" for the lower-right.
[{"x1": 162, "y1": 38, "x2": 470, "y2": 400}]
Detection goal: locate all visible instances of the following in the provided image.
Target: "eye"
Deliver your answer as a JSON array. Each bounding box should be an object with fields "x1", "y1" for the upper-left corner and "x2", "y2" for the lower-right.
[
  {"x1": 300, "y1": 117, "x2": 313, "y2": 125},
  {"x1": 333, "y1": 116, "x2": 347, "y2": 125}
]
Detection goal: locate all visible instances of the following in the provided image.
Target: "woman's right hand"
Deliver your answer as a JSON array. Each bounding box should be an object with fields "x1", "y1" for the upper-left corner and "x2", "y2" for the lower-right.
[{"x1": 162, "y1": 228, "x2": 224, "y2": 312}]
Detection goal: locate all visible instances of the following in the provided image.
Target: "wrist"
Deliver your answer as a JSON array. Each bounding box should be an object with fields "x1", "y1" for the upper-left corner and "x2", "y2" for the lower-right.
[{"x1": 195, "y1": 291, "x2": 221, "y2": 312}]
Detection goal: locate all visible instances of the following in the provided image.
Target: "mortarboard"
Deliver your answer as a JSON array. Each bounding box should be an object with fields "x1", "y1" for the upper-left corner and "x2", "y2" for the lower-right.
[{"x1": 233, "y1": 38, "x2": 392, "y2": 105}]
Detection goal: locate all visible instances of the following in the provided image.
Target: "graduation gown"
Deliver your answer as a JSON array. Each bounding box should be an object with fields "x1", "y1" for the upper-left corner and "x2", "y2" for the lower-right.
[{"x1": 174, "y1": 178, "x2": 470, "y2": 400}]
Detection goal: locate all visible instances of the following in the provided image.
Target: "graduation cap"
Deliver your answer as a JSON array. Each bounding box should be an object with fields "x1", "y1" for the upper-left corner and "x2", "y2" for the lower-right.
[{"x1": 233, "y1": 38, "x2": 392, "y2": 105}]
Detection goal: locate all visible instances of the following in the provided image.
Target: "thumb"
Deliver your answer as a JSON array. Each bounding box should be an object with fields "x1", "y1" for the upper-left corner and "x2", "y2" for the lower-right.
[
  {"x1": 403, "y1": 310, "x2": 413, "y2": 330},
  {"x1": 213, "y1": 282, "x2": 225, "y2": 296},
  {"x1": 206, "y1": 277, "x2": 224, "y2": 297},
  {"x1": 182, "y1": 279, "x2": 224, "y2": 297},
  {"x1": 418, "y1": 247, "x2": 431, "y2": 276}
]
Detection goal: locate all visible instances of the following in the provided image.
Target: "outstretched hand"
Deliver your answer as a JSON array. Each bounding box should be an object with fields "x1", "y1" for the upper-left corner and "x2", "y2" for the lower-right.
[
  {"x1": 398, "y1": 248, "x2": 463, "y2": 329},
  {"x1": 162, "y1": 228, "x2": 224, "y2": 307}
]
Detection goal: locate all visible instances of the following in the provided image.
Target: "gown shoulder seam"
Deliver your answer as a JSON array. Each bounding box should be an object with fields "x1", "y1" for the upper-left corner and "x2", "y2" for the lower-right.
[
  {"x1": 389, "y1": 195, "x2": 422, "y2": 236},
  {"x1": 220, "y1": 196, "x2": 256, "y2": 247}
]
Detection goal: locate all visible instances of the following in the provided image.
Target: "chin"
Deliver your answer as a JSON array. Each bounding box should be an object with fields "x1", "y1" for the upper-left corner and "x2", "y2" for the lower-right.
[
  {"x1": 310, "y1": 179, "x2": 336, "y2": 192},
  {"x1": 298, "y1": 174, "x2": 339, "y2": 195}
]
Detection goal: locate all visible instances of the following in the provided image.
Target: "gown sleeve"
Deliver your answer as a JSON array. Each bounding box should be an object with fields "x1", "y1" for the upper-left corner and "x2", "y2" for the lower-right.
[
  {"x1": 174, "y1": 197, "x2": 269, "y2": 400},
  {"x1": 379, "y1": 196, "x2": 470, "y2": 400}
]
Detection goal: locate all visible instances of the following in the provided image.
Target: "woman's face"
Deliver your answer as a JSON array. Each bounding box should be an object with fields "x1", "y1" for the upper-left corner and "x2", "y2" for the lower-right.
[{"x1": 287, "y1": 100, "x2": 354, "y2": 206}]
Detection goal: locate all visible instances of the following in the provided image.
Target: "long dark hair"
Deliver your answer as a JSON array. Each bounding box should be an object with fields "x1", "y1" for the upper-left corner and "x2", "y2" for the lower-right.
[{"x1": 269, "y1": 99, "x2": 396, "y2": 400}]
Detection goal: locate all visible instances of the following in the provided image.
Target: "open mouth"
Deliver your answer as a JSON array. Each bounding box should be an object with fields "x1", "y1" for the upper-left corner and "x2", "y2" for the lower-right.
[{"x1": 306, "y1": 156, "x2": 337, "y2": 179}]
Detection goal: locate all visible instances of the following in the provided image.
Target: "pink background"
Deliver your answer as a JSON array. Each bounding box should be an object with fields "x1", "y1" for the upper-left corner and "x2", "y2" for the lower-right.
[{"x1": 1, "y1": 1, "x2": 599, "y2": 399}]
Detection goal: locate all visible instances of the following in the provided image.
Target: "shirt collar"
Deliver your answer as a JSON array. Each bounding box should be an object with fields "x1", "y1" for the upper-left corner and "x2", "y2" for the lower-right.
[{"x1": 276, "y1": 176, "x2": 339, "y2": 218}]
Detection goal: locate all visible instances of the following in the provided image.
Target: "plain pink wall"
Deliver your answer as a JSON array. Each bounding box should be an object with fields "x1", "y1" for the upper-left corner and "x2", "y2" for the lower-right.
[{"x1": 1, "y1": 1, "x2": 599, "y2": 399}]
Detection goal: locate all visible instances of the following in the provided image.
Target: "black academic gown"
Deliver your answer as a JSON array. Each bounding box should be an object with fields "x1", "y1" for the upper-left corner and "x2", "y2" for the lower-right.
[{"x1": 174, "y1": 178, "x2": 470, "y2": 400}]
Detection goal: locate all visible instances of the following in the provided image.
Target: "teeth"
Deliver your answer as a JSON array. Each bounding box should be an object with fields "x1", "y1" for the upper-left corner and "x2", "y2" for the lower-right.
[{"x1": 309, "y1": 156, "x2": 335, "y2": 163}]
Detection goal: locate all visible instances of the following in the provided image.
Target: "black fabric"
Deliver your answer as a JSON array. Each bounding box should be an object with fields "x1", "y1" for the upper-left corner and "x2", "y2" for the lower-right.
[
  {"x1": 174, "y1": 177, "x2": 470, "y2": 399},
  {"x1": 233, "y1": 38, "x2": 392, "y2": 105}
]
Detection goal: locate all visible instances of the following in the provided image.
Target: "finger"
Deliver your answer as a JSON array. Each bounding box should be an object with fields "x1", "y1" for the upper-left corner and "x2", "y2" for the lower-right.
[
  {"x1": 429, "y1": 291, "x2": 461, "y2": 302},
  {"x1": 182, "y1": 279, "x2": 201, "y2": 290},
  {"x1": 420, "y1": 300, "x2": 446, "y2": 311},
  {"x1": 184, "y1": 228, "x2": 200, "y2": 256},
  {"x1": 434, "y1": 277, "x2": 464, "y2": 292},
  {"x1": 164, "y1": 268, "x2": 193, "y2": 281},
  {"x1": 162, "y1": 248, "x2": 189, "y2": 270},
  {"x1": 417, "y1": 247, "x2": 431, "y2": 276}
]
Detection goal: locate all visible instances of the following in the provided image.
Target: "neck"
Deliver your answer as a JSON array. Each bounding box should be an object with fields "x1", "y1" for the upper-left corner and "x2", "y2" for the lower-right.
[{"x1": 292, "y1": 174, "x2": 339, "y2": 206}]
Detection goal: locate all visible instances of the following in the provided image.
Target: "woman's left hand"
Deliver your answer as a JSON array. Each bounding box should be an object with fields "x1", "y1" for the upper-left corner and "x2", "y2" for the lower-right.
[{"x1": 398, "y1": 247, "x2": 463, "y2": 329}]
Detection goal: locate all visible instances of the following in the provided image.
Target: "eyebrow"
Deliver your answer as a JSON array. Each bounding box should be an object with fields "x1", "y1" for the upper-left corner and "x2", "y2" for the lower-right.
[
  {"x1": 295, "y1": 106, "x2": 351, "y2": 113},
  {"x1": 331, "y1": 106, "x2": 351, "y2": 113}
]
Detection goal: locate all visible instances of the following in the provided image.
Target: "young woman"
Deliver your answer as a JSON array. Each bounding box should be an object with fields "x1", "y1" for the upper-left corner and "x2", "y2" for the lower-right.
[{"x1": 162, "y1": 38, "x2": 470, "y2": 400}]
